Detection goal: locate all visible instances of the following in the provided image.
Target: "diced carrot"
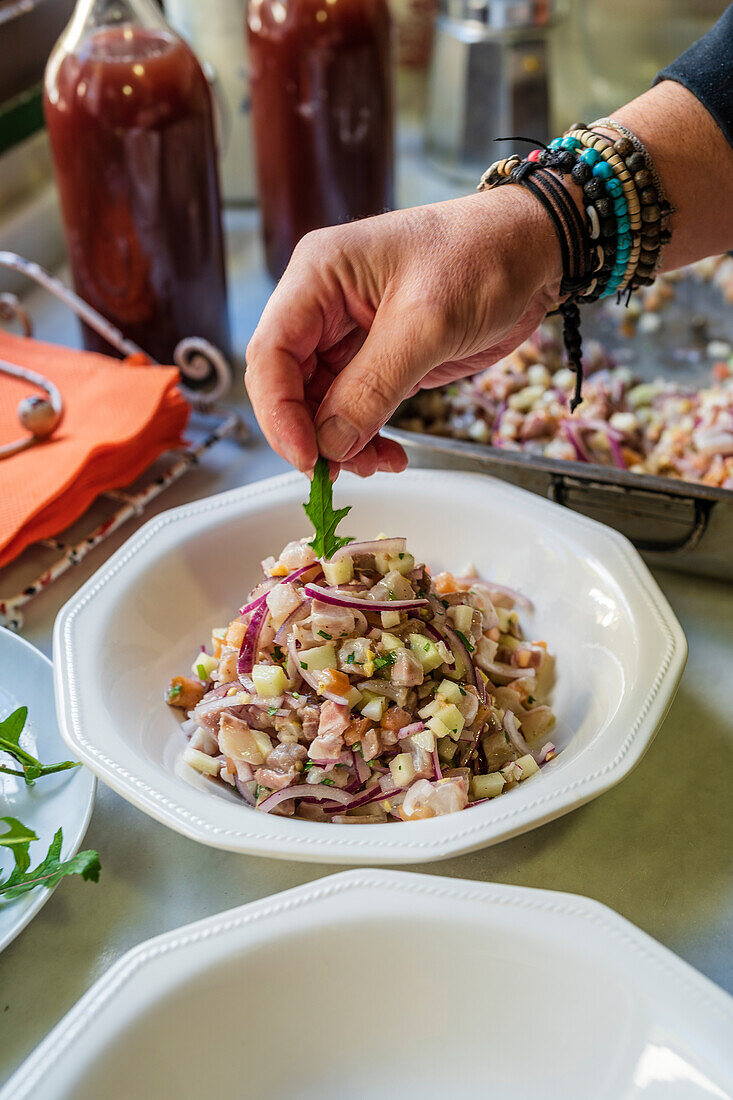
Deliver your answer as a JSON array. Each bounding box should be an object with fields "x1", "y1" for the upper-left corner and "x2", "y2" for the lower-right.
[
  {"x1": 166, "y1": 676, "x2": 205, "y2": 709},
  {"x1": 317, "y1": 668, "x2": 350, "y2": 697},
  {"x1": 433, "y1": 571, "x2": 459, "y2": 595},
  {"x1": 713, "y1": 362, "x2": 730, "y2": 381},
  {"x1": 225, "y1": 620, "x2": 246, "y2": 647},
  {"x1": 399, "y1": 804, "x2": 434, "y2": 821},
  {"x1": 515, "y1": 649, "x2": 532, "y2": 668},
  {"x1": 534, "y1": 640, "x2": 547, "y2": 649}
]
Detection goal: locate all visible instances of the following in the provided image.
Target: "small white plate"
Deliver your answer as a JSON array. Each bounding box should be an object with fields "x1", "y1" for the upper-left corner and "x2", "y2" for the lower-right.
[
  {"x1": 53, "y1": 470, "x2": 686, "y2": 864},
  {"x1": 0, "y1": 629, "x2": 95, "y2": 953},
  {"x1": 2, "y1": 870, "x2": 731, "y2": 1100}
]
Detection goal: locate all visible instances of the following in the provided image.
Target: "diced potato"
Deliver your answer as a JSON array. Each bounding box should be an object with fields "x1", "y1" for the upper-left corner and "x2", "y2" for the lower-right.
[
  {"x1": 299, "y1": 643, "x2": 337, "y2": 672},
  {"x1": 418, "y1": 698, "x2": 443, "y2": 720},
  {"x1": 410, "y1": 727, "x2": 436, "y2": 753},
  {"x1": 497, "y1": 607, "x2": 519, "y2": 634},
  {"x1": 515, "y1": 753, "x2": 540, "y2": 780},
  {"x1": 470, "y1": 772, "x2": 505, "y2": 799},
  {"x1": 389, "y1": 752, "x2": 415, "y2": 787},
  {"x1": 451, "y1": 604, "x2": 475, "y2": 636},
  {"x1": 427, "y1": 714, "x2": 453, "y2": 741},
  {"x1": 437, "y1": 736, "x2": 458, "y2": 764},
  {"x1": 384, "y1": 552, "x2": 415, "y2": 576},
  {"x1": 409, "y1": 634, "x2": 445, "y2": 673},
  {"x1": 436, "y1": 678, "x2": 465, "y2": 706},
  {"x1": 360, "y1": 694, "x2": 388, "y2": 722},
  {"x1": 346, "y1": 687, "x2": 363, "y2": 710},
  {"x1": 323, "y1": 556, "x2": 354, "y2": 585},
  {"x1": 381, "y1": 609, "x2": 402, "y2": 629},
  {"x1": 191, "y1": 652, "x2": 218, "y2": 681},
  {"x1": 253, "y1": 730, "x2": 274, "y2": 760},
  {"x1": 380, "y1": 632, "x2": 402, "y2": 652},
  {"x1": 182, "y1": 746, "x2": 220, "y2": 776},
  {"x1": 252, "y1": 664, "x2": 288, "y2": 698},
  {"x1": 435, "y1": 703, "x2": 464, "y2": 738}
]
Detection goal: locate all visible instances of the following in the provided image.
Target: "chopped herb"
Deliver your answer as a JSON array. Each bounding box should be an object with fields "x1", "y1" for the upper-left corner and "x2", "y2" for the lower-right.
[
  {"x1": 346, "y1": 652, "x2": 356, "y2": 665},
  {"x1": 255, "y1": 784, "x2": 265, "y2": 799},
  {"x1": 317, "y1": 630, "x2": 332, "y2": 640},
  {"x1": 424, "y1": 642, "x2": 430, "y2": 652},
  {"x1": 441, "y1": 599, "x2": 449, "y2": 609},
  {"x1": 455, "y1": 629, "x2": 475, "y2": 653},
  {"x1": 527, "y1": 695, "x2": 535, "y2": 704},
  {"x1": 267, "y1": 705, "x2": 278, "y2": 716},
  {"x1": 303, "y1": 761, "x2": 314, "y2": 772},
  {"x1": 373, "y1": 652, "x2": 396, "y2": 670},
  {"x1": 388, "y1": 589, "x2": 396, "y2": 600},
  {"x1": 272, "y1": 644, "x2": 285, "y2": 663},
  {"x1": 351, "y1": 742, "x2": 361, "y2": 754},
  {"x1": 300, "y1": 661, "x2": 307, "y2": 670},
  {"x1": 398, "y1": 553, "x2": 405, "y2": 560},
  {"x1": 447, "y1": 385, "x2": 459, "y2": 396},
  {"x1": 292, "y1": 691, "x2": 300, "y2": 699},
  {"x1": 303, "y1": 456, "x2": 353, "y2": 560},
  {"x1": 321, "y1": 778, "x2": 335, "y2": 787},
  {"x1": 458, "y1": 686, "x2": 467, "y2": 696},
  {"x1": 167, "y1": 684, "x2": 182, "y2": 701},
  {"x1": 504, "y1": 732, "x2": 510, "y2": 743},
  {"x1": 195, "y1": 663, "x2": 208, "y2": 682}
]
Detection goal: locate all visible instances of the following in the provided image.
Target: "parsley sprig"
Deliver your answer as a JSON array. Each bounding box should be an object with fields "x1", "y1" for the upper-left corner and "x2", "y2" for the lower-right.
[
  {"x1": 0, "y1": 706, "x2": 100, "y2": 899},
  {"x1": 303, "y1": 457, "x2": 354, "y2": 560}
]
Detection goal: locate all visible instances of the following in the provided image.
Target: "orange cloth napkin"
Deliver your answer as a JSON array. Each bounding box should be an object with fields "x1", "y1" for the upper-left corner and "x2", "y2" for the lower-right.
[{"x1": 0, "y1": 331, "x2": 189, "y2": 569}]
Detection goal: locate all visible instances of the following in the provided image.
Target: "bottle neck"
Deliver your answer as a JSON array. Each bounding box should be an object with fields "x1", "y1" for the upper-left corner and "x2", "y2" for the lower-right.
[{"x1": 64, "y1": 0, "x2": 170, "y2": 43}]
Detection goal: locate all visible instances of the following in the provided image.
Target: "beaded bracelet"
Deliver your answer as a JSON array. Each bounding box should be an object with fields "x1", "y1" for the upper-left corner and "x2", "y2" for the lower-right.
[
  {"x1": 591, "y1": 118, "x2": 673, "y2": 285},
  {"x1": 563, "y1": 130, "x2": 642, "y2": 295}
]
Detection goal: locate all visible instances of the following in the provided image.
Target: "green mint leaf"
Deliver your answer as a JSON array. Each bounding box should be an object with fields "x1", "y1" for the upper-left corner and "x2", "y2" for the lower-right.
[
  {"x1": 0, "y1": 825, "x2": 100, "y2": 900},
  {"x1": 303, "y1": 457, "x2": 353, "y2": 561}
]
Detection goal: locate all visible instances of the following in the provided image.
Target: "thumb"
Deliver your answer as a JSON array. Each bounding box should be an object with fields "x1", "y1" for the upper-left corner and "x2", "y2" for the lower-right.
[{"x1": 314, "y1": 304, "x2": 444, "y2": 462}]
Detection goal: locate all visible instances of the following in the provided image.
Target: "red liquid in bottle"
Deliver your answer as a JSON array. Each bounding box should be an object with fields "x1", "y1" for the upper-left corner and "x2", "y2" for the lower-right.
[
  {"x1": 248, "y1": 0, "x2": 394, "y2": 280},
  {"x1": 44, "y1": 26, "x2": 231, "y2": 363}
]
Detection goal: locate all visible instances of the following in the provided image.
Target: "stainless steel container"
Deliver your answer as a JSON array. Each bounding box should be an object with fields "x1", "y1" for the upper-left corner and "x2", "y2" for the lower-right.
[
  {"x1": 387, "y1": 270, "x2": 733, "y2": 581},
  {"x1": 425, "y1": 0, "x2": 552, "y2": 182}
]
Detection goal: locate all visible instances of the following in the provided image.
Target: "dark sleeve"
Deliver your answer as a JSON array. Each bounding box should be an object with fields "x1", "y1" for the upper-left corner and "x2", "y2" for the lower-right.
[{"x1": 653, "y1": 5, "x2": 733, "y2": 146}]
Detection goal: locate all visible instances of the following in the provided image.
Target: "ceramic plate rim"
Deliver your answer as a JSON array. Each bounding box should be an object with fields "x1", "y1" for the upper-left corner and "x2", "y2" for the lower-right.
[
  {"x1": 2, "y1": 869, "x2": 731, "y2": 1100},
  {"x1": 53, "y1": 470, "x2": 687, "y2": 863},
  {"x1": 0, "y1": 630, "x2": 96, "y2": 953}
]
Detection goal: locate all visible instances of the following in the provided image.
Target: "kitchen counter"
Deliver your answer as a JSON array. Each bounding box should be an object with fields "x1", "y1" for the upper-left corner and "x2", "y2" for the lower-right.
[{"x1": 1, "y1": 166, "x2": 732, "y2": 1086}]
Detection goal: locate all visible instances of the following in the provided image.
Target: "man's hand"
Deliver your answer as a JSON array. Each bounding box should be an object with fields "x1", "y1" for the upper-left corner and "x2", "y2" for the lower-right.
[{"x1": 245, "y1": 186, "x2": 561, "y2": 476}]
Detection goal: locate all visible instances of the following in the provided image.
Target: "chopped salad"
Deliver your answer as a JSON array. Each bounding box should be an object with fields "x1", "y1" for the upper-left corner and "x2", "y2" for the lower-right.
[
  {"x1": 397, "y1": 326, "x2": 733, "y2": 489},
  {"x1": 167, "y1": 461, "x2": 556, "y2": 823}
]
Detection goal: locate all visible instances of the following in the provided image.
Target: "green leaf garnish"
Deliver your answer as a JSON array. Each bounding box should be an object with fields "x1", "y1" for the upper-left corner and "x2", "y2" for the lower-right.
[
  {"x1": 0, "y1": 706, "x2": 80, "y2": 786},
  {"x1": 303, "y1": 457, "x2": 353, "y2": 561},
  {"x1": 0, "y1": 818, "x2": 99, "y2": 900},
  {"x1": 455, "y1": 630, "x2": 475, "y2": 653}
]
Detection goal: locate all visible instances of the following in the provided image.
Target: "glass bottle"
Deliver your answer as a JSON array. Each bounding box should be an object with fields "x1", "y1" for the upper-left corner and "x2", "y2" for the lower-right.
[
  {"x1": 247, "y1": 0, "x2": 395, "y2": 281},
  {"x1": 44, "y1": 0, "x2": 231, "y2": 364}
]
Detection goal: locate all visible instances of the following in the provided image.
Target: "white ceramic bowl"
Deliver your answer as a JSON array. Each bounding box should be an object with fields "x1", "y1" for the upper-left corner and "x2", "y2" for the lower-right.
[
  {"x1": 53, "y1": 470, "x2": 686, "y2": 864},
  {"x1": 3, "y1": 870, "x2": 731, "y2": 1100}
]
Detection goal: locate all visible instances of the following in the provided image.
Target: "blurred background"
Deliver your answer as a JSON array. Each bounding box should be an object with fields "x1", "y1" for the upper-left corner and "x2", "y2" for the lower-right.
[{"x1": 0, "y1": 0, "x2": 728, "y2": 306}]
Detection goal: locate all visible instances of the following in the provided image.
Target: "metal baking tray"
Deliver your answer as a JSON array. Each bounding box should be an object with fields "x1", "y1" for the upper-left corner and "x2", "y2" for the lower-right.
[{"x1": 386, "y1": 267, "x2": 733, "y2": 581}]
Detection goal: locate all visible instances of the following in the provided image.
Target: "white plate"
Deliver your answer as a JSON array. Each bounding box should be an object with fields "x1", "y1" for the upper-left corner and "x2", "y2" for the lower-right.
[
  {"x1": 2, "y1": 869, "x2": 731, "y2": 1100},
  {"x1": 53, "y1": 470, "x2": 686, "y2": 865},
  {"x1": 0, "y1": 629, "x2": 95, "y2": 953}
]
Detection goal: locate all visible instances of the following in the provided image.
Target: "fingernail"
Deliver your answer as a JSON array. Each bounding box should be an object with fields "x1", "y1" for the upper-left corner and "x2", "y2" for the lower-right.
[{"x1": 317, "y1": 415, "x2": 359, "y2": 461}]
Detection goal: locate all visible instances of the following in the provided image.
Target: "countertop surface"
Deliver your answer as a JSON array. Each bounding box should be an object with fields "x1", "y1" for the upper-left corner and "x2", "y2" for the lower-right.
[{"x1": 1, "y1": 164, "x2": 733, "y2": 1088}]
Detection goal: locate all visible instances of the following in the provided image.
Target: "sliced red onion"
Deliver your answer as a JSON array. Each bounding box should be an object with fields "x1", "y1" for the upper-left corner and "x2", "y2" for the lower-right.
[
  {"x1": 329, "y1": 538, "x2": 406, "y2": 562},
  {"x1": 237, "y1": 602, "x2": 269, "y2": 679},
  {"x1": 257, "y1": 782, "x2": 352, "y2": 813},
  {"x1": 432, "y1": 745, "x2": 443, "y2": 781},
  {"x1": 286, "y1": 634, "x2": 321, "y2": 693},
  {"x1": 503, "y1": 709, "x2": 541, "y2": 762},
  {"x1": 234, "y1": 778, "x2": 256, "y2": 805},
  {"x1": 422, "y1": 620, "x2": 456, "y2": 665},
  {"x1": 322, "y1": 690, "x2": 350, "y2": 706},
  {"x1": 239, "y1": 565, "x2": 321, "y2": 616},
  {"x1": 353, "y1": 750, "x2": 371, "y2": 785},
  {"x1": 538, "y1": 741, "x2": 556, "y2": 764},
  {"x1": 562, "y1": 420, "x2": 592, "y2": 463},
  {"x1": 180, "y1": 716, "x2": 198, "y2": 737},
  {"x1": 440, "y1": 621, "x2": 477, "y2": 687},
  {"x1": 275, "y1": 600, "x2": 311, "y2": 640},
  {"x1": 397, "y1": 721, "x2": 424, "y2": 739},
  {"x1": 331, "y1": 782, "x2": 390, "y2": 813},
  {"x1": 303, "y1": 582, "x2": 428, "y2": 612}
]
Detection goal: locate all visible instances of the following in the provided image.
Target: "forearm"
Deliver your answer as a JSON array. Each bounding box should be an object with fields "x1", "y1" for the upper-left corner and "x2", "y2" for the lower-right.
[{"x1": 596, "y1": 80, "x2": 733, "y2": 273}]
